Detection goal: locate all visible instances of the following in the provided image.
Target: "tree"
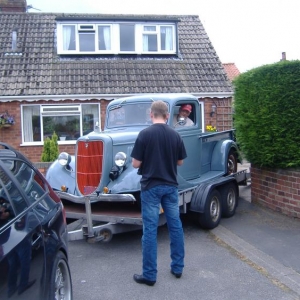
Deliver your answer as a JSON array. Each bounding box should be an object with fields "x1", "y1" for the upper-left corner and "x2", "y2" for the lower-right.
[{"x1": 41, "y1": 131, "x2": 59, "y2": 162}]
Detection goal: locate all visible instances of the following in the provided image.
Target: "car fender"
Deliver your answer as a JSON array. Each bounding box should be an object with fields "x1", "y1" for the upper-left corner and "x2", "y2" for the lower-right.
[
  {"x1": 107, "y1": 164, "x2": 141, "y2": 193},
  {"x1": 46, "y1": 157, "x2": 77, "y2": 194},
  {"x1": 211, "y1": 140, "x2": 239, "y2": 172}
]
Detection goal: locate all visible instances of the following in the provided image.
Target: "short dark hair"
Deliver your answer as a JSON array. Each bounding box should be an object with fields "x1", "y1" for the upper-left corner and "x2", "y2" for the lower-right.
[{"x1": 151, "y1": 100, "x2": 168, "y2": 119}]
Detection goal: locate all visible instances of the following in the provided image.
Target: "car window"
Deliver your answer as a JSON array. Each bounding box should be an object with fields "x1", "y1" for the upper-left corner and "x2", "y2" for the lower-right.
[{"x1": 0, "y1": 173, "x2": 26, "y2": 230}]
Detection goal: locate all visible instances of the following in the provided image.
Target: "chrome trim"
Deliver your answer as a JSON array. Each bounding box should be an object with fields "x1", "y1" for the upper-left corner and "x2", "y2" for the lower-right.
[{"x1": 54, "y1": 190, "x2": 136, "y2": 204}]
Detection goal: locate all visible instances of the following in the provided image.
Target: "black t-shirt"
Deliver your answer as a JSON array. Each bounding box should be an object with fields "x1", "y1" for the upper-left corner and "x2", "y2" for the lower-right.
[{"x1": 131, "y1": 123, "x2": 187, "y2": 191}]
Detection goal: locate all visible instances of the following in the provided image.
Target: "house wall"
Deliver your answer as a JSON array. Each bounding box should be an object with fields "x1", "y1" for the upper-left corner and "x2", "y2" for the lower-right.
[
  {"x1": 203, "y1": 97, "x2": 233, "y2": 131},
  {"x1": 0, "y1": 99, "x2": 109, "y2": 162},
  {"x1": 0, "y1": 96, "x2": 233, "y2": 162}
]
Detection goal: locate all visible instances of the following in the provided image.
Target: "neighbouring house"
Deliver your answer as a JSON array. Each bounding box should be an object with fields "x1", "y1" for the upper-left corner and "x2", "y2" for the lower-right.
[
  {"x1": 222, "y1": 63, "x2": 241, "y2": 82},
  {"x1": 0, "y1": 0, "x2": 234, "y2": 162}
]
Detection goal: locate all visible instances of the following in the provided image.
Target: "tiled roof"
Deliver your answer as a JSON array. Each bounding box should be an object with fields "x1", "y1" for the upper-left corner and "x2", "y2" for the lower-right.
[
  {"x1": 222, "y1": 63, "x2": 241, "y2": 81},
  {"x1": 0, "y1": 12, "x2": 233, "y2": 97}
]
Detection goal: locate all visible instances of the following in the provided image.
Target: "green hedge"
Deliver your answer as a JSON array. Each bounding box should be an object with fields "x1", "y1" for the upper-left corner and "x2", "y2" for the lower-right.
[{"x1": 233, "y1": 61, "x2": 300, "y2": 168}]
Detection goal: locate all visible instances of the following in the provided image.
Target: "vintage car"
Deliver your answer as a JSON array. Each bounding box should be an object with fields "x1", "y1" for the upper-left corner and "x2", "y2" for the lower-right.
[{"x1": 46, "y1": 93, "x2": 243, "y2": 233}]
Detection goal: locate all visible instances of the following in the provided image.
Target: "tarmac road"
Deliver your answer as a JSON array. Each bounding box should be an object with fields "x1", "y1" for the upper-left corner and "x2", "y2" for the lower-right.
[{"x1": 68, "y1": 165, "x2": 300, "y2": 300}]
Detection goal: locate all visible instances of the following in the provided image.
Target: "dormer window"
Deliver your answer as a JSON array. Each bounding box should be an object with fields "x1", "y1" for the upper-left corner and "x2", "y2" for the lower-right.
[{"x1": 57, "y1": 21, "x2": 177, "y2": 55}]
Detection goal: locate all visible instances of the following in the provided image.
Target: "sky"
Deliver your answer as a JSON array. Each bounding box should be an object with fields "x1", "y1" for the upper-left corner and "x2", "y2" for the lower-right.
[{"x1": 26, "y1": 0, "x2": 300, "y2": 73}]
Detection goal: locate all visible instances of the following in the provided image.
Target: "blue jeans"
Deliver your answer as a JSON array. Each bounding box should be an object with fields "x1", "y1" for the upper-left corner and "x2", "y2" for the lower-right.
[{"x1": 141, "y1": 185, "x2": 184, "y2": 281}]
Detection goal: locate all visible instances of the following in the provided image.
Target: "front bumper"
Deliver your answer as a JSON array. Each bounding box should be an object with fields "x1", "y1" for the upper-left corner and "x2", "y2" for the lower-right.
[{"x1": 54, "y1": 190, "x2": 136, "y2": 204}]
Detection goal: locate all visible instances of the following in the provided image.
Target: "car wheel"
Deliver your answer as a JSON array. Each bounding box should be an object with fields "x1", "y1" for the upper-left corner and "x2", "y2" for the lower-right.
[
  {"x1": 198, "y1": 189, "x2": 222, "y2": 229},
  {"x1": 221, "y1": 182, "x2": 238, "y2": 218},
  {"x1": 49, "y1": 251, "x2": 72, "y2": 300},
  {"x1": 227, "y1": 151, "x2": 237, "y2": 175}
]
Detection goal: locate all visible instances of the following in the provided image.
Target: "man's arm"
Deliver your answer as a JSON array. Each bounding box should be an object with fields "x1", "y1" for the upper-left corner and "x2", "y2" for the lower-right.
[
  {"x1": 132, "y1": 158, "x2": 142, "y2": 168},
  {"x1": 177, "y1": 159, "x2": 183, "y2": 166}
]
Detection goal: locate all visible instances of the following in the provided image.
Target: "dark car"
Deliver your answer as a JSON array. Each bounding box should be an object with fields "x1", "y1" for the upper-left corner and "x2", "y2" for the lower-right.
[{"x1": 0, "y1": 143, "x2": 72, "y2": 299}]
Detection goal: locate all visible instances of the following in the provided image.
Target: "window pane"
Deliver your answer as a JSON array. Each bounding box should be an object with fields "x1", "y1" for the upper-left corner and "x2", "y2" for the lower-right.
[
  {"x1": 98, "y1": 26, "x2": 111, "y2": 50},
  {"x1": 0, "y1": 164, "x2": 27, "y2": 216},
  {"x1": 82, "y1": 104, "x2": 99, "y2": 134},
  {"x1": 23, "y1": 106, "x2": 40, "y2": 142},
  {"x1": 144, "y1": 34, "x2": 157, "y2": 51},
  {"x1": 120, "y1": 24, "x2": 135, "y2": 51},
  {"x1": 63, "y1": 25, "x2": 76, "y2": 50},
  {"x1": 144, "y1": 26, "x2": 156, "y2": 31},
  {"x1": 79, "y1": 33, "x2": 95, "y2": 52},
  {"x1": 43, "y1": 116, "x2": 80, "y2": 141},
  {"x1": 161, "y1": 26, "x2": 173, "y2": 51}
]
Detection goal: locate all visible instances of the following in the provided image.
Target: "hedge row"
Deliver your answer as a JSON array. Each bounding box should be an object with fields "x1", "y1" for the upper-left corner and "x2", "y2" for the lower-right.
[{"x1": 233, "y1": 60, "x2": 300, "y2": 168}]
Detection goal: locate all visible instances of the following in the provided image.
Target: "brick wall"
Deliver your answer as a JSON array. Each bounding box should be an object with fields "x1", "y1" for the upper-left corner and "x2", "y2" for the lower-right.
[
  {"x1": 251, "y1": 165, "x2": 300, "y2": 219},
  {"x1": 202, "y1": 97, "x2": 233, "y2": 132}
]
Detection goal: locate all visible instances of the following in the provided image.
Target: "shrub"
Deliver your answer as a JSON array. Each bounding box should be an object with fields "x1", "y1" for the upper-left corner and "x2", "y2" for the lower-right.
[
  {"x1": 233, "y1": 60, "x2": 300, "y2": 168},
  {"x1": 41, "y1": 132, "x2": 59, "y2": 162}
]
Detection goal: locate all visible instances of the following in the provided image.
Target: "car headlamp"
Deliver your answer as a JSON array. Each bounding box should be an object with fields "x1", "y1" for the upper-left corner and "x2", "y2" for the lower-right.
[
  {"x1": 115, "y1": 152, "x2": 127, "y2": 167},
  {"x1": 58, "y1": 152, "x2": 71, "y2": 166}
]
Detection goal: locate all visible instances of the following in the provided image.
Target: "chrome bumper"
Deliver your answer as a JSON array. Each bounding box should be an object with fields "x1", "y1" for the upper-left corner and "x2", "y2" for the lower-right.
[{"x1": 54, "y1": 190, "x2": 136, "y2": 204}]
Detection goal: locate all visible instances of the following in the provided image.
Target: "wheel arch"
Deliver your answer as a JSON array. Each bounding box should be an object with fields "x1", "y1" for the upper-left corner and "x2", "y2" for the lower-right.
[{"x1": 211, "y1": 140, "x2": 240, "y2": 173}]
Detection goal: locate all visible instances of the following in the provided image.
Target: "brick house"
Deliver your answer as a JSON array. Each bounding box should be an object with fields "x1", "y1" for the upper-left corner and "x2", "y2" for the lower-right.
[{"x1": 0, "y1": 0, "x2": 234, "y2": 162}]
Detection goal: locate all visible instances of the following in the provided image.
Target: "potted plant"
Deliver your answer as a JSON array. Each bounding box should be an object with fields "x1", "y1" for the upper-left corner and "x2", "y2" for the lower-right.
[{"x1": 0, "y1": 111, "x2": 15, "y2": 128}]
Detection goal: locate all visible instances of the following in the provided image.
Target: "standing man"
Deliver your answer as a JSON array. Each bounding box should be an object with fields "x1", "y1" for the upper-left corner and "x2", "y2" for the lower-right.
[{"x1": 131, "y1": 100, "x2": 187, "y2": 286}]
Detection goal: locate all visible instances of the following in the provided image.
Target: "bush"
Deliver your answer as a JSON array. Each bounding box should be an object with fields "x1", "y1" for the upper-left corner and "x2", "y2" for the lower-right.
[
  {"x1": 41, "y1": 132, "x2": 59, "y2": 162},
  {"x1": 233, "y1": 60, "x2": 300, "y2": 168}
]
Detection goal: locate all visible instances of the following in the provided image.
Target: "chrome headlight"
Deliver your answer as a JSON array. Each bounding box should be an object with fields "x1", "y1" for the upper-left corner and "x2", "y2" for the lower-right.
[
  {"x1": 58, "y1": 152, "x2": 71, "y2": 166},
  {"x1": 115, "y1": 152, "x2": 127, "y2": 167}
]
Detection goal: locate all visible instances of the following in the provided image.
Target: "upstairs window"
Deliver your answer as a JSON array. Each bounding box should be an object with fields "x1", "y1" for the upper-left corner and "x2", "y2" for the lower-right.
[{"x1": 57, "y1": 21, "x2": 176, "y2": 55}]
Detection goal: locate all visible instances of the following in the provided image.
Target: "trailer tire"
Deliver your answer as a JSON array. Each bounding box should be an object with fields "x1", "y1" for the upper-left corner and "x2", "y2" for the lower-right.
[
  {"x1": 221, "y1": 182, "x2": 238, "y2": 218},
  {"x1": 198, "y1": 189, "x2": 222, "y2": 229},
  {"x1": 227, "y1": 150, "x2": 237, "y2": 175}
]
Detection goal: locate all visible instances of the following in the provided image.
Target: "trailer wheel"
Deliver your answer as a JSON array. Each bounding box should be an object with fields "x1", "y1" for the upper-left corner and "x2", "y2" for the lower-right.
[
  {"x1": 99, "y1": 228, "x2": 113, "y2": 243},
  {"x1": 198, "y1": 189, "x2": 222, "y2": 229},
  {"x1": 227, "y1": 151, "x2": 237, "y2": 175},
  {"x1": 221, "y1": 182, "x2": 238, "y2": 218}
]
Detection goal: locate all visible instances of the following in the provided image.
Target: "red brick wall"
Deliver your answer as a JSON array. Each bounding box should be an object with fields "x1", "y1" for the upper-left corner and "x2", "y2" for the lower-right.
[
  {"x1": 202, "y1": 97, "x2": 233, "y2": 131},
  {"x1": 251, "y1": 165, "x2": 300, "y2": 219}
]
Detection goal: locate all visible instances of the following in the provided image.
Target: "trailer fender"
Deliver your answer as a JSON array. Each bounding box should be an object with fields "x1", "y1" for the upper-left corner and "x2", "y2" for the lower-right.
[
  {"x1": 190, "y1": 177, "x2": 237, "y2": 213},
  {"x1": 211, "y1": 140, "x2": 239, "y2": 172}
]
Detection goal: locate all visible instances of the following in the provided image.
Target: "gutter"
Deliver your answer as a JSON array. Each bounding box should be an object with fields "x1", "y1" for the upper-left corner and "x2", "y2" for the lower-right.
[{"x1": 0, "y1": 92, "x2": 233, "y2": 102}]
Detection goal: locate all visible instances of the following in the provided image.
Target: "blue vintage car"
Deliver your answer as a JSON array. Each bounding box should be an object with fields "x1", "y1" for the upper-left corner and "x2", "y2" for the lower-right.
[{"x1": 46, "y1": 93, "x2": 243, "y2": 233}]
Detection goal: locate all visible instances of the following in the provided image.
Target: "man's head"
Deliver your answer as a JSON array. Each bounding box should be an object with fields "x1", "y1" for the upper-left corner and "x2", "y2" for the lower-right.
[
  {"x1": 179, "y1": 104, "x2": 192, "y2": 117},
  {"x1": 151, "y1": 101, "x2": 169, "y2": 120}
]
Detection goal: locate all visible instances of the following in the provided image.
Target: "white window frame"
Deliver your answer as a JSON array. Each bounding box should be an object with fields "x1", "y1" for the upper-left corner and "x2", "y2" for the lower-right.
[
  {"x1": 21, "y1": 104, "x2": 100, "y2": 145},
  {"x1": 57, "y1": 21, "x2": 176, "y2": 55}
]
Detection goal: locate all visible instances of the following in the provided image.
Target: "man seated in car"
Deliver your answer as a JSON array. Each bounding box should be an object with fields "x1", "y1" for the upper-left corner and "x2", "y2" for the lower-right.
[{"x1": 173, "y1": 104, "x2": 194, "y2": 127}]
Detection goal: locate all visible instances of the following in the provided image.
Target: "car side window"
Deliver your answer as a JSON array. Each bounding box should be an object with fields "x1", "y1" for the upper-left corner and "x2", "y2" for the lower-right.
[
  {"x1": 0, "y1": 166, "x2": 26, "y2": 226},
  {"x1": 10, "y1": 161, "x2": 56, "y2": 213}
]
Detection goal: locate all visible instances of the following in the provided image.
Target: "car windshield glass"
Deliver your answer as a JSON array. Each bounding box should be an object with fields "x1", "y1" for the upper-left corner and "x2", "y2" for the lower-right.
[{"x1": 107, "y1": 103, "x2": 152, "y2": 127}]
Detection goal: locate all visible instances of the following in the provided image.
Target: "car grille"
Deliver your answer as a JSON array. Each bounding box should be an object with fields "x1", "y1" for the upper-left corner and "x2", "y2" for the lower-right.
[{"x1": 76, "y1": 140, "x2": 103, "y2": 195}]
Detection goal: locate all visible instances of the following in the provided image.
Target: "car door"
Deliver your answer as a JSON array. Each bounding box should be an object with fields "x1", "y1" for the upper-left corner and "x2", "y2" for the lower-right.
[{"x1": 0, "y1": 159, "x2": 46, "y2": 300}]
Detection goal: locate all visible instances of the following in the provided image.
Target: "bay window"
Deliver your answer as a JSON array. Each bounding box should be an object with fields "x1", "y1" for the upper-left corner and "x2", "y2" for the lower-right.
[{"x1": 22, "y1": 104, "x2": 100, "y2": 144}]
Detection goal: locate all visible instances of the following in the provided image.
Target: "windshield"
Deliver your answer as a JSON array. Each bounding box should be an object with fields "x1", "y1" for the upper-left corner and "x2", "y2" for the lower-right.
[{"x1": 107, "y1": 103, "x2": 152, "y2": 127}]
